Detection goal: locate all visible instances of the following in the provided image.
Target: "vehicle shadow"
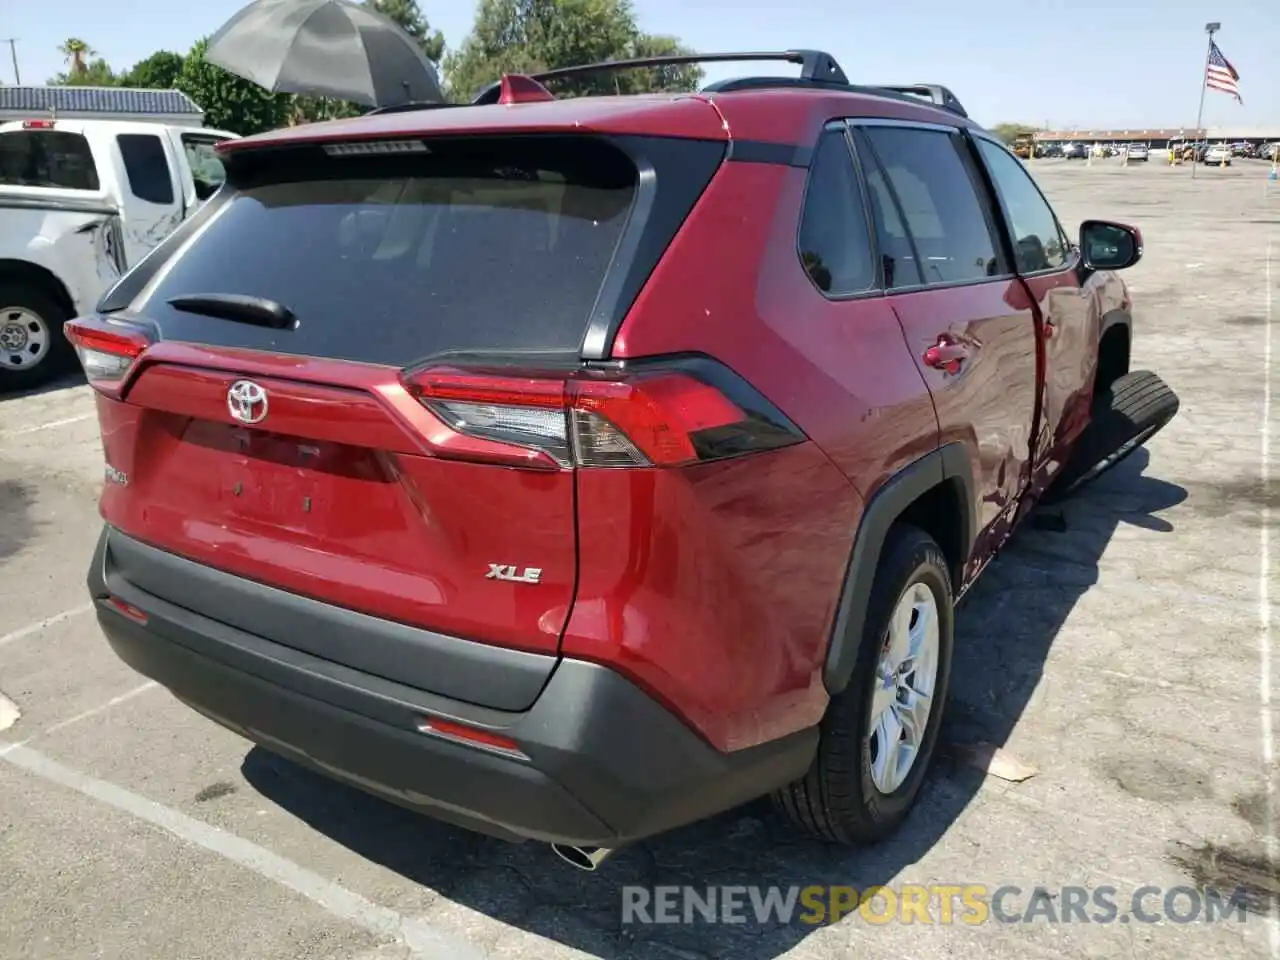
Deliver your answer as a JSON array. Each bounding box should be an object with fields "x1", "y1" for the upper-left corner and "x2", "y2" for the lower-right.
[
  {"x1": 0, "y1": 370, "x2": 86, "y2": 401},
  {"x1": 241, "y1": 446, "x2": 1187, "y2": 959},
  {"x1": 0, "y1": 476, "x2": 36, "y2": 569}
]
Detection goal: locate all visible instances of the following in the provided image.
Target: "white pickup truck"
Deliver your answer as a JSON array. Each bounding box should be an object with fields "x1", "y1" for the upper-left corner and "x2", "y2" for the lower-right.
[{"x1": 0, "y1": 117, "x2": 239, "y2": 391}]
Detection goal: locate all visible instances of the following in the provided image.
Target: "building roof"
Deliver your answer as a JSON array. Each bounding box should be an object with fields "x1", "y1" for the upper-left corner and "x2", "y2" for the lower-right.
[{"x1": 0, "y1": 86, "x2": 203, "y2": 117}]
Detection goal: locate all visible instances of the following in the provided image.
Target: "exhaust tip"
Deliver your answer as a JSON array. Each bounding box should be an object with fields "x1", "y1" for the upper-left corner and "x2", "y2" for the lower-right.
[{"x1": 550, "y1": 843, "x2": 614, "y2": 872}]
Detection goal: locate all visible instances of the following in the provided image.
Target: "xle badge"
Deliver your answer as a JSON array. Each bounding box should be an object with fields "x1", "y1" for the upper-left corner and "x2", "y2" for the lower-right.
[{"x1": 486, "y1": 564, "x2": 542, "y2": 584}]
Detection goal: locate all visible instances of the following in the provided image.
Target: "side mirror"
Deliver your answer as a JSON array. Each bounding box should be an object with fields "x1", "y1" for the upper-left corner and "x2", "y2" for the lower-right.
[{"x1": 1079, "y1": 220, "x2": 1143, "y2": 271}]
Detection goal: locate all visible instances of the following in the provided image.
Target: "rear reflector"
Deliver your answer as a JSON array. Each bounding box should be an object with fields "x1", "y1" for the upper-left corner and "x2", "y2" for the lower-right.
[
  {"x1": 417, "y1": 716, "x2": 527, "y2": 760},
  {"x1": 402, "y1": 356, "x2": 805, "y2": 471},
  {"x1": 64, "y1": 316, "x2": 153, "y2": 397},
  {"x1": 106, "y1": 597, "x2": 149, "y2": 625}
]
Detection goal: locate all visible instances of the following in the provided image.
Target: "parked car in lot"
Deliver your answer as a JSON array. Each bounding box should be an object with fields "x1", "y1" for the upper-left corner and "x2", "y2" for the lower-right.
[
  {"x1": 1061, "y1": 141, "x2": 1087, "y2": 159},
  {"x1": 1203, "y1": 142, "x2": 1232, "y2": 165},
  {"x1": 72, "y1": 49, "x2": 1179, "y2": 869},
  {"x1": 1125, "y1": 142, "x2": 1149, "y2": 161},
  {"x1": 0, "y1": 117, "x2": 237, "y2": 391}
]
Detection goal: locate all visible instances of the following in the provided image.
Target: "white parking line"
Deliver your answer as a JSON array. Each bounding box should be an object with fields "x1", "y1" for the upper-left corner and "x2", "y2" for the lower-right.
[
  {"x1": 0, "y1": 682, "x2": 158, "y2": 759},
  {"x1": 0, "y1": 603, "x2": 95, "y2": 649},
  {"x1": 0, "y1": 741, "x2": 485, "y2": 960},
  {"x1": 1261, "y1": 236, "x2": 1278, "y2": 960},
  {"x1": 0, "y1": 412, "x2": 95, "y2": 437},
  {"x1": 42, "y1": 681, "x2": 159, "y2": 737}
]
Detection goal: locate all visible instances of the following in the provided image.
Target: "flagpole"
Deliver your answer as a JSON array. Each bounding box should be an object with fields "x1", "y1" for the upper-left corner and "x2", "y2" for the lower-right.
[{"x1": 1192, "y1": 21, "x2": 1219, "y2": 179}]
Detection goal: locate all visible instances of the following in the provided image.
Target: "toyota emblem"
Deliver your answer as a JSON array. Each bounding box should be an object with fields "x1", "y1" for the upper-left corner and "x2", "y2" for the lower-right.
[{"x1": 227, "y1": 380, "x2": 269, "y2": 425}]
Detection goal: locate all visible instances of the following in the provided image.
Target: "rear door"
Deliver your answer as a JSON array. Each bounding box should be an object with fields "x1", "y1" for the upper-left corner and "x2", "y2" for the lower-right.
[
  {"x1": 970, "y1": 133, "x2": 1097, "y2": 492},
  {"x1": 96, "y1": 134, "x2": 657, "y2": 661},
  {"x1": 111, "y1": 129, "x2": 184, "y2": 266},
  {"x1": 851, "y1": 120, "x2": 1040, "y2": 573}
]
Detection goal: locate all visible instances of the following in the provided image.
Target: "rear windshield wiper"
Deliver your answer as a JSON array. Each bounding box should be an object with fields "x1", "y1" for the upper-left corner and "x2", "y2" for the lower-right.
[{"x1": 166, "y1": 293, "x2": 296, "y2": 330}]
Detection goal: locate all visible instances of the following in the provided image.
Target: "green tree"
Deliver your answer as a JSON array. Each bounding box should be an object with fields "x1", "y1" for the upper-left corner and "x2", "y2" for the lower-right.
[
  {"x1": 175, "y1": 38, "x2": 293, "y2": 135},
  {"x1": 120, "y1": 50, "x2": 184, "y2": 89},
  {"x1": 49, "y1": 38, "x2": 118, "y2": 86},
  {"x1": 290, "y1": 95, "x2": 364, "y2": 125},
  {"x1": 442, "y1": 0, "x2": 702, "y2": 103},
  {"x1": 49, "y1": 58, "x2": 118, "y2": 86},
  {"x1": 623, "y1": 32, "x2": 701, "y2": 94},
  {"x1": 58, "y1": 38, "x2": 94, "y2": 77},
  {"x1": 990, "y1": 123, "x2": 1039, "y2": 146},
  {"x1": 364, "y1": 0, "x2": 445, "y2": 64}
]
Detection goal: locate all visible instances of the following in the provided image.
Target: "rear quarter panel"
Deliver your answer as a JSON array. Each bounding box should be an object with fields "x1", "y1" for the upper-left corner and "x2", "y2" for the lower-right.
[{"x1": 591, "y1": 160, "x2": 940, "y2": 750}]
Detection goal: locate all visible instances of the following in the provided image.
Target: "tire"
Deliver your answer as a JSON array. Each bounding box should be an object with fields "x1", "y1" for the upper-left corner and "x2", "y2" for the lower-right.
[
  {"x1": 1044, "y1": 370, "x2": 1179, "y2": 503},
  {"x1": 0, "y1": 282, "x2": 74, "y2": 394},
  {"x1": 773, "y1": 524, "x2": 954, "y2": 845}
]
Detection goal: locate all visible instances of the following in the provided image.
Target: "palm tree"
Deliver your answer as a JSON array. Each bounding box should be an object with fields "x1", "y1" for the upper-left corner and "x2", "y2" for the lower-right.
[{"x1": 58, "y1": 39, "x2": 95, "y2": 77}]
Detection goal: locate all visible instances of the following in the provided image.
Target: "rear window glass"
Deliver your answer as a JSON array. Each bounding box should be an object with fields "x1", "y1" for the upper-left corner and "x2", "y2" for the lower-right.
[
  {"x1": 132, "y1": 138, "x2": 637, "y2": 365},
  {"x1": 0, "y1": 130, "x2": 100, "y2": 190}
]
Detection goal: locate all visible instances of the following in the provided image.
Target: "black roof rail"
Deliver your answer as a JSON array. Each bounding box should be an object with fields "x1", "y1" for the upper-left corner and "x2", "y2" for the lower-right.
[
  {"x1": 463, "y1": 51, "x2": 970, "y2": 120},
  {"x1": 869, "y1": 83, "x2": 968, "y2": 118},
  {"x1": 701, "y1": 76, "x2": 969, "y2": 119},
  {"x1": 363, "y1": 100, "x2": 460, "y2": 116},
  {"x1": 470, "y1": 49, "x2": 849, "y2": 104}
]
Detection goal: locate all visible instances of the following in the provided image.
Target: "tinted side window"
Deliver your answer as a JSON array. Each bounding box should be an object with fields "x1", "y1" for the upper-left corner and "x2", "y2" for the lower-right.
[
  {"x1": 796, "y1": 129, "x2": 875, "y2": 296},
  {"x1": 117, "y1": 134, "x2": 174, "y2": 205},
  {"x1": 856, "y1": 132, "x2": 922, "y2": 289},
  {"x1": 862, "y1": 126, "x2": 1001, "y2": 286},
  {"x1": 0, "y1": 131, "x2": 99, "y2": 190},
  {"x1": 976, "y1": 138, "x2": 1069, "y2": 273}
]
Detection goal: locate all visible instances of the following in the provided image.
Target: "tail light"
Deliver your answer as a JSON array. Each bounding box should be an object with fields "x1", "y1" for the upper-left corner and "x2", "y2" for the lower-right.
[
  {"x1": 401, "y1": 356, "x2": 806, "y2": 471},
  {"x1": 64, "y1": 316, "x2": 153, "y2": 398}
]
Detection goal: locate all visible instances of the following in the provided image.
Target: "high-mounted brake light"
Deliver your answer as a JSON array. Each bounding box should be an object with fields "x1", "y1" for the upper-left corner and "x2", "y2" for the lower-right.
[
  {"x1": 64, "y1": 316, "x2": 152, "y2": 396},
  {"x1": 401, "y1": 358, "x2": 805, "y2": 471},
  {"x1": 323, "y1": 139, "x2": 430, "y2": 157},
  {"x1": 21, "y1": 119, "x2": 55, "y2": 129}
]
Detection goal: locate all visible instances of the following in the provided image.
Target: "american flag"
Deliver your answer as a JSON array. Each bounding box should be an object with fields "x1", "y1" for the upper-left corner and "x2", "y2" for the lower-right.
[{"x1": 1205, "y1": 41, "x2": 1242, "y2": 103}]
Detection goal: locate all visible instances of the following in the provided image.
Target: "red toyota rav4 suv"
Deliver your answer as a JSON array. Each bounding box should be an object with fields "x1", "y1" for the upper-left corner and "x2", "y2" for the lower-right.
[{"x1": 72, "y1": 51, "x2": 1175, "y2": 870}]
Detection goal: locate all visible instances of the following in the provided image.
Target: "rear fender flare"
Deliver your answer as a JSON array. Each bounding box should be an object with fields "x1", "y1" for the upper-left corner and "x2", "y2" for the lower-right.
[
  {"x1": 1100, "y1": 308, "x2": 1131, "y2": 341},
  {"x1": 1094, "y1": 309, "x2": 1133, "y2": 395},
  {"x1": 822, "y1": 442, "x2": 975, "y2": 695}
]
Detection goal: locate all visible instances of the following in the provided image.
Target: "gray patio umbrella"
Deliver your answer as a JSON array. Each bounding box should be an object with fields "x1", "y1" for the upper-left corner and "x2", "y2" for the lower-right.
[{"x1": 205, "y1": 0, "x2": 444, "y2": 108}]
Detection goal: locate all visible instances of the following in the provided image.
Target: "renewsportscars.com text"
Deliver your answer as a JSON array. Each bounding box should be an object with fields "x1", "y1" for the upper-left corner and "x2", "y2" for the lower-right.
[{"x1": 621, "y1": 884, "x2": 1253, "y2": 926}]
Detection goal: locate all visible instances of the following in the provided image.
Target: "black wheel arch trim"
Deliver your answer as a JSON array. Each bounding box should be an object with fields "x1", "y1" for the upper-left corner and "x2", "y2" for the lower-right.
[
  {"x1": 1100, "y1": 308, "x2": 1131, "y2": 338},
  {"x1": 822, "y1": 442, "x2": 975, "y2": 695}
]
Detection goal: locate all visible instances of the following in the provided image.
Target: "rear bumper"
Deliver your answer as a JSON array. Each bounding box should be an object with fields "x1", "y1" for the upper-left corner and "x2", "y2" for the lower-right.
[{"x1": 88, "y1": 526, "x2": 816, "y2": 846}]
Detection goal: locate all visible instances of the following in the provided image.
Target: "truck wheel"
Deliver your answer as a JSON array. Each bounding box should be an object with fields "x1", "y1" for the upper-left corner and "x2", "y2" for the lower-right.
[
  {"x1": 0, "y1": 283, "x2": 74, "y2": 394},
  {"x1": 773, "y1": 524, "x2": 954, "y2": 844},
  {"x1": 1045, "y1": 370, "x2": 1180, "y2": 503}
]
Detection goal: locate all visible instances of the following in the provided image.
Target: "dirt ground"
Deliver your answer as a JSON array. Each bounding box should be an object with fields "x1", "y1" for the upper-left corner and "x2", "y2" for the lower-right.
[{"x1": 0, "y1": 156, "x2": 1277, "y2": 960}]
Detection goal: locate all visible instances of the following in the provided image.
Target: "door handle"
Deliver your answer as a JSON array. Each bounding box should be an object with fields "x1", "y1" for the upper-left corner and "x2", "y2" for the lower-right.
[{"x1": 924, "y1": 338, "x2": 970, "y2": 373}]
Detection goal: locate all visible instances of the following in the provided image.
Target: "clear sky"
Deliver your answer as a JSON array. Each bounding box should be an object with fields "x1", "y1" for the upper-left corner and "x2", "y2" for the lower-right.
[{"x1": 4, "y1": 0, "x2": 1277, "y2": 129}]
